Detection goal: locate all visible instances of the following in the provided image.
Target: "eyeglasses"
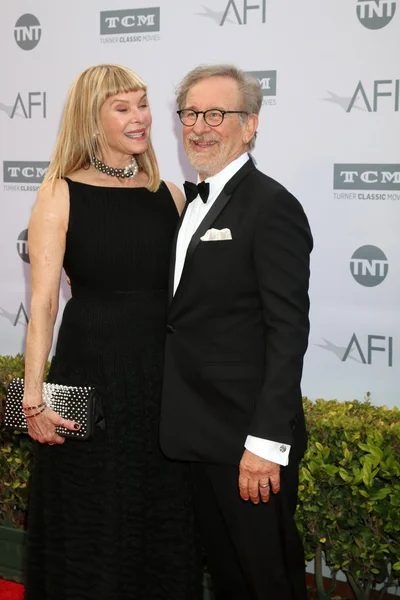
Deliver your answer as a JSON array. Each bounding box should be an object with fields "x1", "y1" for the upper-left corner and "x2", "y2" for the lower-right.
[{"x1": 177, "y1": 109, "x2": 248, "y2": 127}]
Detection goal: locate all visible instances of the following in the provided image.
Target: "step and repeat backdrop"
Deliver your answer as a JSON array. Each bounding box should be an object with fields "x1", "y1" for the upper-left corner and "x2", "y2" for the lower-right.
[{"x1": 0, "y1": 1, "x2": 398, "y2": 407}]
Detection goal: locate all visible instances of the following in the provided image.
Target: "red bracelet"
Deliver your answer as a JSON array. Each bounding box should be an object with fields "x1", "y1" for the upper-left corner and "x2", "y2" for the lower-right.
[
  {"x1": 25, "y1": 406, "x2": 47, "y2": 419},
  {"x1": 23, "y1": 402, "x2": 46, "y2": 412}
]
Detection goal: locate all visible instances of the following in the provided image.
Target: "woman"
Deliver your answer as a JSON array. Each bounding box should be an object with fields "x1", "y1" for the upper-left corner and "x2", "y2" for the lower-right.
[{"x1": 22, "y1": 64, "x2": 202, "y2": 600}]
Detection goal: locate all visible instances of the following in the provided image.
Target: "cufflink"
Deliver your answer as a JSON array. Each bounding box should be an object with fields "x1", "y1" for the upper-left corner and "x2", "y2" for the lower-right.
[{"x1": 279, "y1": 444, "x2": 287, "y2": 453}]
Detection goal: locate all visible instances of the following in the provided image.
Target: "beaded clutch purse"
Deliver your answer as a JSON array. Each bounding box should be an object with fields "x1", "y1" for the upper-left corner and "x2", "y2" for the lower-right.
[{"x1": 5, "y1": 378, "x2": 98, "y2": 441}]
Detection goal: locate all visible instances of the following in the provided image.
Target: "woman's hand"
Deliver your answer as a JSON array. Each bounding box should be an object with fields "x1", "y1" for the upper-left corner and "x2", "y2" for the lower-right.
[{"x1": 24, "y1": 404, "x2": 81, "y2": 445}]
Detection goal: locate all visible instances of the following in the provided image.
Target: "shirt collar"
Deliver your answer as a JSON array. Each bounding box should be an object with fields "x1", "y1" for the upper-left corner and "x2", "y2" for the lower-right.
[{"x1": 197, "y1": 152, "x2": 250, "y2": 198}]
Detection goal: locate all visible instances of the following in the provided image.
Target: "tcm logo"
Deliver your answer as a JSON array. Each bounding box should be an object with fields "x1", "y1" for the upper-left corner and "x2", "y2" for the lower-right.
[
  {"x1": 220, "y1": 0, "x2": 266, "y2": 24},
  {"x1": 357, "y1": 0, "x2": 396, "y2": 29},
  {"x1": 317, "y1": 334, "x2": 393, "y2": 366},
  {"x1": 350, "y1": 246, "x2": 388, "y2": 287},
  {"x1": 17, "y1": 230, "x2": 30, "y2": 264},
  {"x1": 7, "y1": 92, "x2": 47, "y2": 119},
  {"x1": 334, "y1": 164, "x2": 400, "y2": 190},
  {"x1": 14, "y1": 14, "x2": 41, "y2": 50},
  {"x1": 247, "y1": 70, "x2": 276, "y2": 97},
  {"x1": 100, "y1": 8, "x2": 160, "y2": 34},
  {"x1": 3, "y1": 162, "x2": 49, "y2": 183}
]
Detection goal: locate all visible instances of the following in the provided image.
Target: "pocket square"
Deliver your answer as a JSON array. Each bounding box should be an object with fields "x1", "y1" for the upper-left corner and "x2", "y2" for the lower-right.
[{"x1": 200, "y1": 228, "x2": 232, "y2": 241}]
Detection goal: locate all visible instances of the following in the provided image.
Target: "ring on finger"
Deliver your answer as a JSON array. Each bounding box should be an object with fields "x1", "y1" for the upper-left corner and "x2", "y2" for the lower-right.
[{"x1": 259, "y1": 481, "x2": 270, "y2": 489}]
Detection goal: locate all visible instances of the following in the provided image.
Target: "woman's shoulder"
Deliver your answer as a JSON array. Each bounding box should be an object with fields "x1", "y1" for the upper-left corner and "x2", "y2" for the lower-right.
[
  {"x1": 38, "y1": 177, "x2": 69, "y2": 202},
  {"x1": 164, "y1": 181, "x2": 185, "y2": 215},
  {"x1": 31, "y1": 178, "x2": 69, "y2": 226}
]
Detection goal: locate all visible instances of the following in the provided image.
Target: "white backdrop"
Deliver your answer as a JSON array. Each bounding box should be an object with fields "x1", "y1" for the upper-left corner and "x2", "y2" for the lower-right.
[{"x1": 1, "y1": 0, "x2": 399, "y2": 408}]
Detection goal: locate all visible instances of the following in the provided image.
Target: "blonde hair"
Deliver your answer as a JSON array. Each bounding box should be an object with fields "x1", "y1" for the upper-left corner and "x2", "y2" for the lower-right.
[
  {"x1": 176, "y1": 64, "x2": 262, "y2": 151},
  {"x1": 42, "y1": 64, "x2": 160, "y2": 192}
]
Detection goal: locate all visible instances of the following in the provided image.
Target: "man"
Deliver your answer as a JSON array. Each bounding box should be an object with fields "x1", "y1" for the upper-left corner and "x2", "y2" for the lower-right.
[{"x1": 160, "y1": 64, "x2": 313, "y2": 600}]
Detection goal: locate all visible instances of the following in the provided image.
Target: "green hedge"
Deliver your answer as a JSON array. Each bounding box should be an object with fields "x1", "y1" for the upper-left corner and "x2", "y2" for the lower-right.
[
  {"x1": 0, "y1": 355, "x2": 399, "y2": 599},
  {"x1": 0, "y1": 355, "x2": 32, "y2": 528},
  {"x1": 297, "y1": 397, "x2": 400, "y2": 600}
]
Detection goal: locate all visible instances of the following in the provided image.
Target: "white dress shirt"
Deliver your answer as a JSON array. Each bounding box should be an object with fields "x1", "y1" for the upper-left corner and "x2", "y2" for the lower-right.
[{"x1": 173, "y1": 152, "x2": 290, "y2": 466}]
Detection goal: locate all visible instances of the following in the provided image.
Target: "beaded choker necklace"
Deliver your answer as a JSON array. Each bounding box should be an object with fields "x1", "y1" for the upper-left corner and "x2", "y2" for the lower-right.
[{"x1": 91, "y1": 155, "x2": 138, "y2": 179}]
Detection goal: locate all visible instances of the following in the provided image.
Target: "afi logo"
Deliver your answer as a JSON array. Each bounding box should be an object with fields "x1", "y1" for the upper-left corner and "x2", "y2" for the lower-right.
[
  {"x1": 348, "y1": 79, "x2": 399, "y2": 112},
  {"x1": 220, "y1": 0, "x2": 266, "y2": 25},
  {"x1": 333, "y1": 164, "x2": 400, "y2": 190},
  {"x1": 317, "y1": 334, "x2": 393, "y2": 366},
  {"x1": 100, "y1": 8, "x2": 160, "y2": 34},
  {"x1": 14, "y1": 303, "x2": 29, "y2": 327},
  {"x1": 357, "y1": 0, "x2": 397, "y2": 29},
  {"x1": 14, "y1": 14, "x2": 41, "y2": 50},
  {"x1": 10, "y1": 92, "x2": 47, "y2": 119},
  {"x1": 0, "y1": 303, "x2": 29, "y2": 327},
  {"x1": 350, "y1": 245, "x2": 388, "y2": 287},
  {"x1": 343, "y1": 334, "x2": 393, "y2": 366}
]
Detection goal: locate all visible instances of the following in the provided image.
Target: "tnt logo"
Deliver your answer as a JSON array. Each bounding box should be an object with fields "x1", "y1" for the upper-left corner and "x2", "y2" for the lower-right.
[
  {"x1": 357, "y1": 0, "x2": 396, "y2": 29},
  {"x1": 17, "y1": 230, "x2": 29, "y2": 264},
  {"x1": 14, "y1": 14, "x2": 41, "y2": 50},
  {"x1": 350, "y1": 245, "x2": 388, "y2": 287}
]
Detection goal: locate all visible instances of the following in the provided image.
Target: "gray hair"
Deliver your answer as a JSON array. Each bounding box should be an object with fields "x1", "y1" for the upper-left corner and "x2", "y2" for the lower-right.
[{"x1": 176, "y1": 64, "x2": 262, "y2": 151}]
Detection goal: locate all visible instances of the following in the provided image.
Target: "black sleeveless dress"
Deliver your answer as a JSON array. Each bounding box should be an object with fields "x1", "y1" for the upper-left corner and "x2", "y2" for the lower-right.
[{"x1": 24, "y1": 180, "x2": 203, "y2": 600}]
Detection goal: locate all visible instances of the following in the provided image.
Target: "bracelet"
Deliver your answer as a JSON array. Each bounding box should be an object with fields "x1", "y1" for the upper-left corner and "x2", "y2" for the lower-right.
[
  {"x1": 25, "y1": 406, "x2": 47, "y2": 419},
  {"x1": 23, "y1": 402, "x2": 46, "y2": 413}
]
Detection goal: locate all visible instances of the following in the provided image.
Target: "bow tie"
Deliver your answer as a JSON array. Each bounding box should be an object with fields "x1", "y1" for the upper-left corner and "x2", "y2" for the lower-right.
[{"x1": 183, "y1": 180, "x2": 210, "y2": 204}]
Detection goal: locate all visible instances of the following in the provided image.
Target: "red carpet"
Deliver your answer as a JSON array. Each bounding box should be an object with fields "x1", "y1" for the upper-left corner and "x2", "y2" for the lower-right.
[{"x1": 0, "y1": 579, "x2": 24, "y2": 600}]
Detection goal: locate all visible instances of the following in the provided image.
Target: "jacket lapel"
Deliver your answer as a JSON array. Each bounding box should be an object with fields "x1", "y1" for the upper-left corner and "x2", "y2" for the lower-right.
[
  {"x1": 168, "y1": 202, "x2": 189, "y2": 304},
  {"x1": 184, "y1": 188, "x2": 231, "y2": 264},
  {"x1": 185, "y1": 158, "x2": 255, "y2": 265},
  {"x1": 169, "y1": 158, "x2": 256, "y2": 309}
]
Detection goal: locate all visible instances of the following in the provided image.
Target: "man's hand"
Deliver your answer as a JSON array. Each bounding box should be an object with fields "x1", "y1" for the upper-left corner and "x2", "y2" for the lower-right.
[{"x1": 239, "y1": 449, "x2": 280, "y2": 504}]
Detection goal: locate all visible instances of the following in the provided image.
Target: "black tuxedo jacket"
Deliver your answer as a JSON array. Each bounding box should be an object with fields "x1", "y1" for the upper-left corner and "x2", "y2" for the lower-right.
[{"x1": 160, "y1": 158, "x2": 313, "y2": 465}]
